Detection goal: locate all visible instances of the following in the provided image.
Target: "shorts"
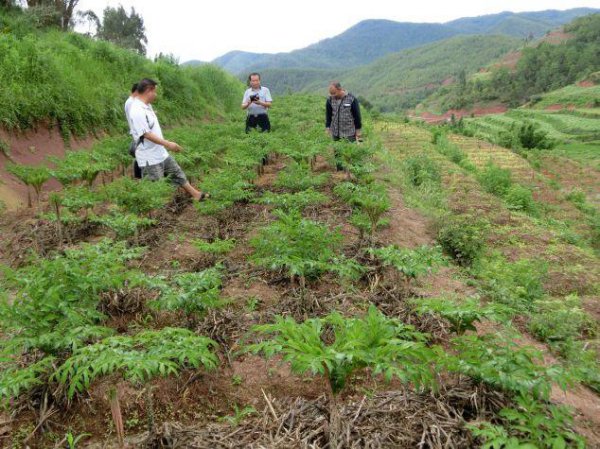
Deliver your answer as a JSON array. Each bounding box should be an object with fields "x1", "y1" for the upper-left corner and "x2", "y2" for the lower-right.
[{"x1": 142, "y1": 156, "x2": 188, "y2": 186}]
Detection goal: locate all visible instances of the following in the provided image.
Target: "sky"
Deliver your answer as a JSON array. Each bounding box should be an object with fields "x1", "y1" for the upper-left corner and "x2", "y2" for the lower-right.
[{"x1": 76, "y1": 0, "x2": 600, "y2": 62}]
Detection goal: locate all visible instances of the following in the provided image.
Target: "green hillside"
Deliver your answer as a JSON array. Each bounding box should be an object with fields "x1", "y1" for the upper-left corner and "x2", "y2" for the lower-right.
[
  {"x1": 529, "y1": 82, "x2": 600, "y2": 109},
  {"x1": 0, "y1": 9, "x2": 243, "y2": 139},
  {"x1": 487, "y1": 15, "x2": 552, "y2": 36},
  {"x1": 422, "y1": 14, "x2": 600, "y2": 113},
  {"x1": 259, "y1": 67, "x2": 341, "y2": 95},
  {"x1": 444, "y1": 8, "x2": 597, "y2": 34},
  {"x1": 310, "y1": 35, "x2": 519, "y2": 112},
  {"x1": 342, "y1": 35, "x2": 520, "y2": 112},
  {"x1": 260, "y1": 35, "x2": 520, "y2": 112}
]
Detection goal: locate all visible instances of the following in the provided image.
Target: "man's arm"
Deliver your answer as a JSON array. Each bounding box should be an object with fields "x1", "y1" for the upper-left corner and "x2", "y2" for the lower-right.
[
  {"x1": 351, "y1": 97, "x2": 362, "y2": 137},
  {"x1": 130, "y1": 107, "x2": 182, "y2": 152},
  {"x1": 241, "y1": 90, "x2": 251, "y2": 110},
  {"x1": 255, "y1": 100, "x2": 272, "y2": 109},
  {"x1": 143, "y1": 132, "x2": 181, "y2": 152},
  {"x1": 325, "y1": 98, "x2": 332, "y2": 130}
]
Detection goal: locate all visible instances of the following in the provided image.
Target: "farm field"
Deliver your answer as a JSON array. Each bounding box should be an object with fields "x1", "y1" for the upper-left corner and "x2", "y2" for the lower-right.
[
  {"x1": 461, "y1": 100, "x2": 600, "y2": 211},
  {"x1": 464, "y1": 108, "x2": 600, "y2": 144},
  {"x1": 0, "y1": 95, "x2": 599, "y2": 448}
]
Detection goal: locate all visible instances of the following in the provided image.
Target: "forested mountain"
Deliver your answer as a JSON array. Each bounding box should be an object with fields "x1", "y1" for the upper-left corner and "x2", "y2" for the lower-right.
[
  {"x1": 258, "y1": 35, "x2": 520, "y2": 112},
  {"x1": 211, "y1": 21, "x2": 458, "y2": 72},
  {"x1": 202, "y1": 8, "x2": 597, "y2": 75}
]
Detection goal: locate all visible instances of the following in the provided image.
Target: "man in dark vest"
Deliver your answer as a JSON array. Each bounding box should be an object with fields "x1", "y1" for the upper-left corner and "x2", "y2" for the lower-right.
[
  {"x1": 325, "y1": 81, "x2": 362, "y2": 142},
  {"x1": 325, "y1": 81, "x2": 362, "y2": 170}
]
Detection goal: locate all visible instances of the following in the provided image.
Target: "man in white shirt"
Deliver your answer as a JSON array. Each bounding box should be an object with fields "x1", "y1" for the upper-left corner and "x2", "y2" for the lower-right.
[
  {"x1": 241, "y1": 73, "x2": 272, "y2": 133},
  {"x1": 124, "y1": 83, "x2": 142, "y2": 179},
  {"x1": 129, "y1": 78, "x2": 208, "y2": 201}
]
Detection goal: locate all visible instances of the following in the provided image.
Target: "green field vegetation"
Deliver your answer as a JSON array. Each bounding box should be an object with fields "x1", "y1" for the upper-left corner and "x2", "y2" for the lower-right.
[
  {"x1": 0, "y1": 6, "x2": 599, "y2": 448},
  {"x1": 379, "y1": 119, "x2": 600, "y2": 375},
  {"x1": 0, "y1": 8, "x2": 242, "y2": 138},
  {"x1": 1, "y1": 92, "x2": 596, "y2": 447},
  {"x1": 549, "y1": 141, "x2": 600, "y2": 170},
  {"x1": 529, "y1": 83, "x2": 600, "y2": 109},
  {"x1": 460, "y1": 107, "x2": 600, "y2": 148}
]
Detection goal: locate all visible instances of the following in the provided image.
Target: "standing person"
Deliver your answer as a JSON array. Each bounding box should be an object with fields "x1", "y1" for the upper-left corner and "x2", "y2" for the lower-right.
[
  {"x1": 325, "y1": 81, "x2": 362, "y2": 143},
  {"x1": 241, "y1": 73, "x2": 272, "y2": 133},
  {"x1": 129, "y1": 78, "x2": 209, "y2": 201},
  {"x1": 325, "y1": 81, "x2": 362, "y2": 170},
  {"x1": 124, "y1": 83, "x2": 142, "y2": 179}
]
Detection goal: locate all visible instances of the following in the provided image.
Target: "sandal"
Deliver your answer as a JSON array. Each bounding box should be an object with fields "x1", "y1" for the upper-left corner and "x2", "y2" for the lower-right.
[{"x1": 197, "y1": 192, "x2": 210, "y2": 202}]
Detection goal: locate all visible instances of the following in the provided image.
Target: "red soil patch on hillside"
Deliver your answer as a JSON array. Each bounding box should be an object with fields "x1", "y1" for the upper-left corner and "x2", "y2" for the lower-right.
[
  {"x1": 0, "y1": 126, "x2": 96, "y2": 209},
  {"x1": 541, "y1": 30, "x2": 573, "y2": 45},
  {"x1": 577, "y1": 80, "x2": 596, "y2": 88},
  {"x1": 489, "y1": 30, "x2": 573, "y2": 73},
  {"x1": 418, "y1": 105, "x2": 508, "y2": 124},
  {"x1": 493, "y1": 50, "x2": 522, "y2": 71}
]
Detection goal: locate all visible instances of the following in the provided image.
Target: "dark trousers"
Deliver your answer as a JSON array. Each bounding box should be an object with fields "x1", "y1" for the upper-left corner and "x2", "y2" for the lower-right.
[
  {"x1": 245, "y1": 114, "x2": 271, "y2": 133},
  {"x1": 133, "y1": 160, "x2": 142, "y2": 179},
  {"x1": 333, "y1": 135, "x2": 357, "y2": 143}
]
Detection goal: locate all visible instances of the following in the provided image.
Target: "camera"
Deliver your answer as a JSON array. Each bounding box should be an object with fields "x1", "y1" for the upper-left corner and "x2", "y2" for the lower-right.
[{"x1": 250, "y1": 94, "x2": 260, "y2": 102}]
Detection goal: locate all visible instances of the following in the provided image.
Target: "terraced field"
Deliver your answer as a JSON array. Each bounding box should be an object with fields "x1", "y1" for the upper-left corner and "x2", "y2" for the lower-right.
[
  {"x1": 376, "y1": 124, "x2": 600, "y2": 447},
  {"x1": 0, "y1": 97, "x2": 599, "y2": 449},
  {"x1": 461, "y1": 97, "x2": 600, "y2": 213},
  {"x1": 465, "y1": 108, "x2": 600, "y2": 144}
]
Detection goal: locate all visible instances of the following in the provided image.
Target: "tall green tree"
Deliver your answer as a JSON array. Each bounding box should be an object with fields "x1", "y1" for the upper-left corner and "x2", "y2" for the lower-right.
[
  {"x1": 96, "y1": 5, "x2": 147, "y2": 55},
  {"x1": 25, "y1": 0, "x2": 79, "y2": 30},
  {"x1": 74, "y1": 8, "x2": 100, "y2": 36}
]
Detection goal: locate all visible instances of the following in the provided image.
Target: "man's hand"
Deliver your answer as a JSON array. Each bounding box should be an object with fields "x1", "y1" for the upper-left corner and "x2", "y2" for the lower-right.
[
  {"x1": 165, "y1": 141, "x2": 182, "y2": 152},
  {"x1": 355, "y1": 130, "x2": 362, "y2": 140},
  {"x1": 326, "y1": 128, "x2": 332, "y2": 136}
]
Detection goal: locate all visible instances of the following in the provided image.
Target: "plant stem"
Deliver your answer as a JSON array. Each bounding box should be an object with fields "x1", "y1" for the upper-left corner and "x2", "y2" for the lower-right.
[
  {"x1": 323, "y1": 364, "x2": 341, "y2": 449},
  {"x1": 145, "y1": 386, "x2": 155, "y2": 438},
  {"x1": 108, "y1": 388, "x2": 125, "y2": 448}
]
